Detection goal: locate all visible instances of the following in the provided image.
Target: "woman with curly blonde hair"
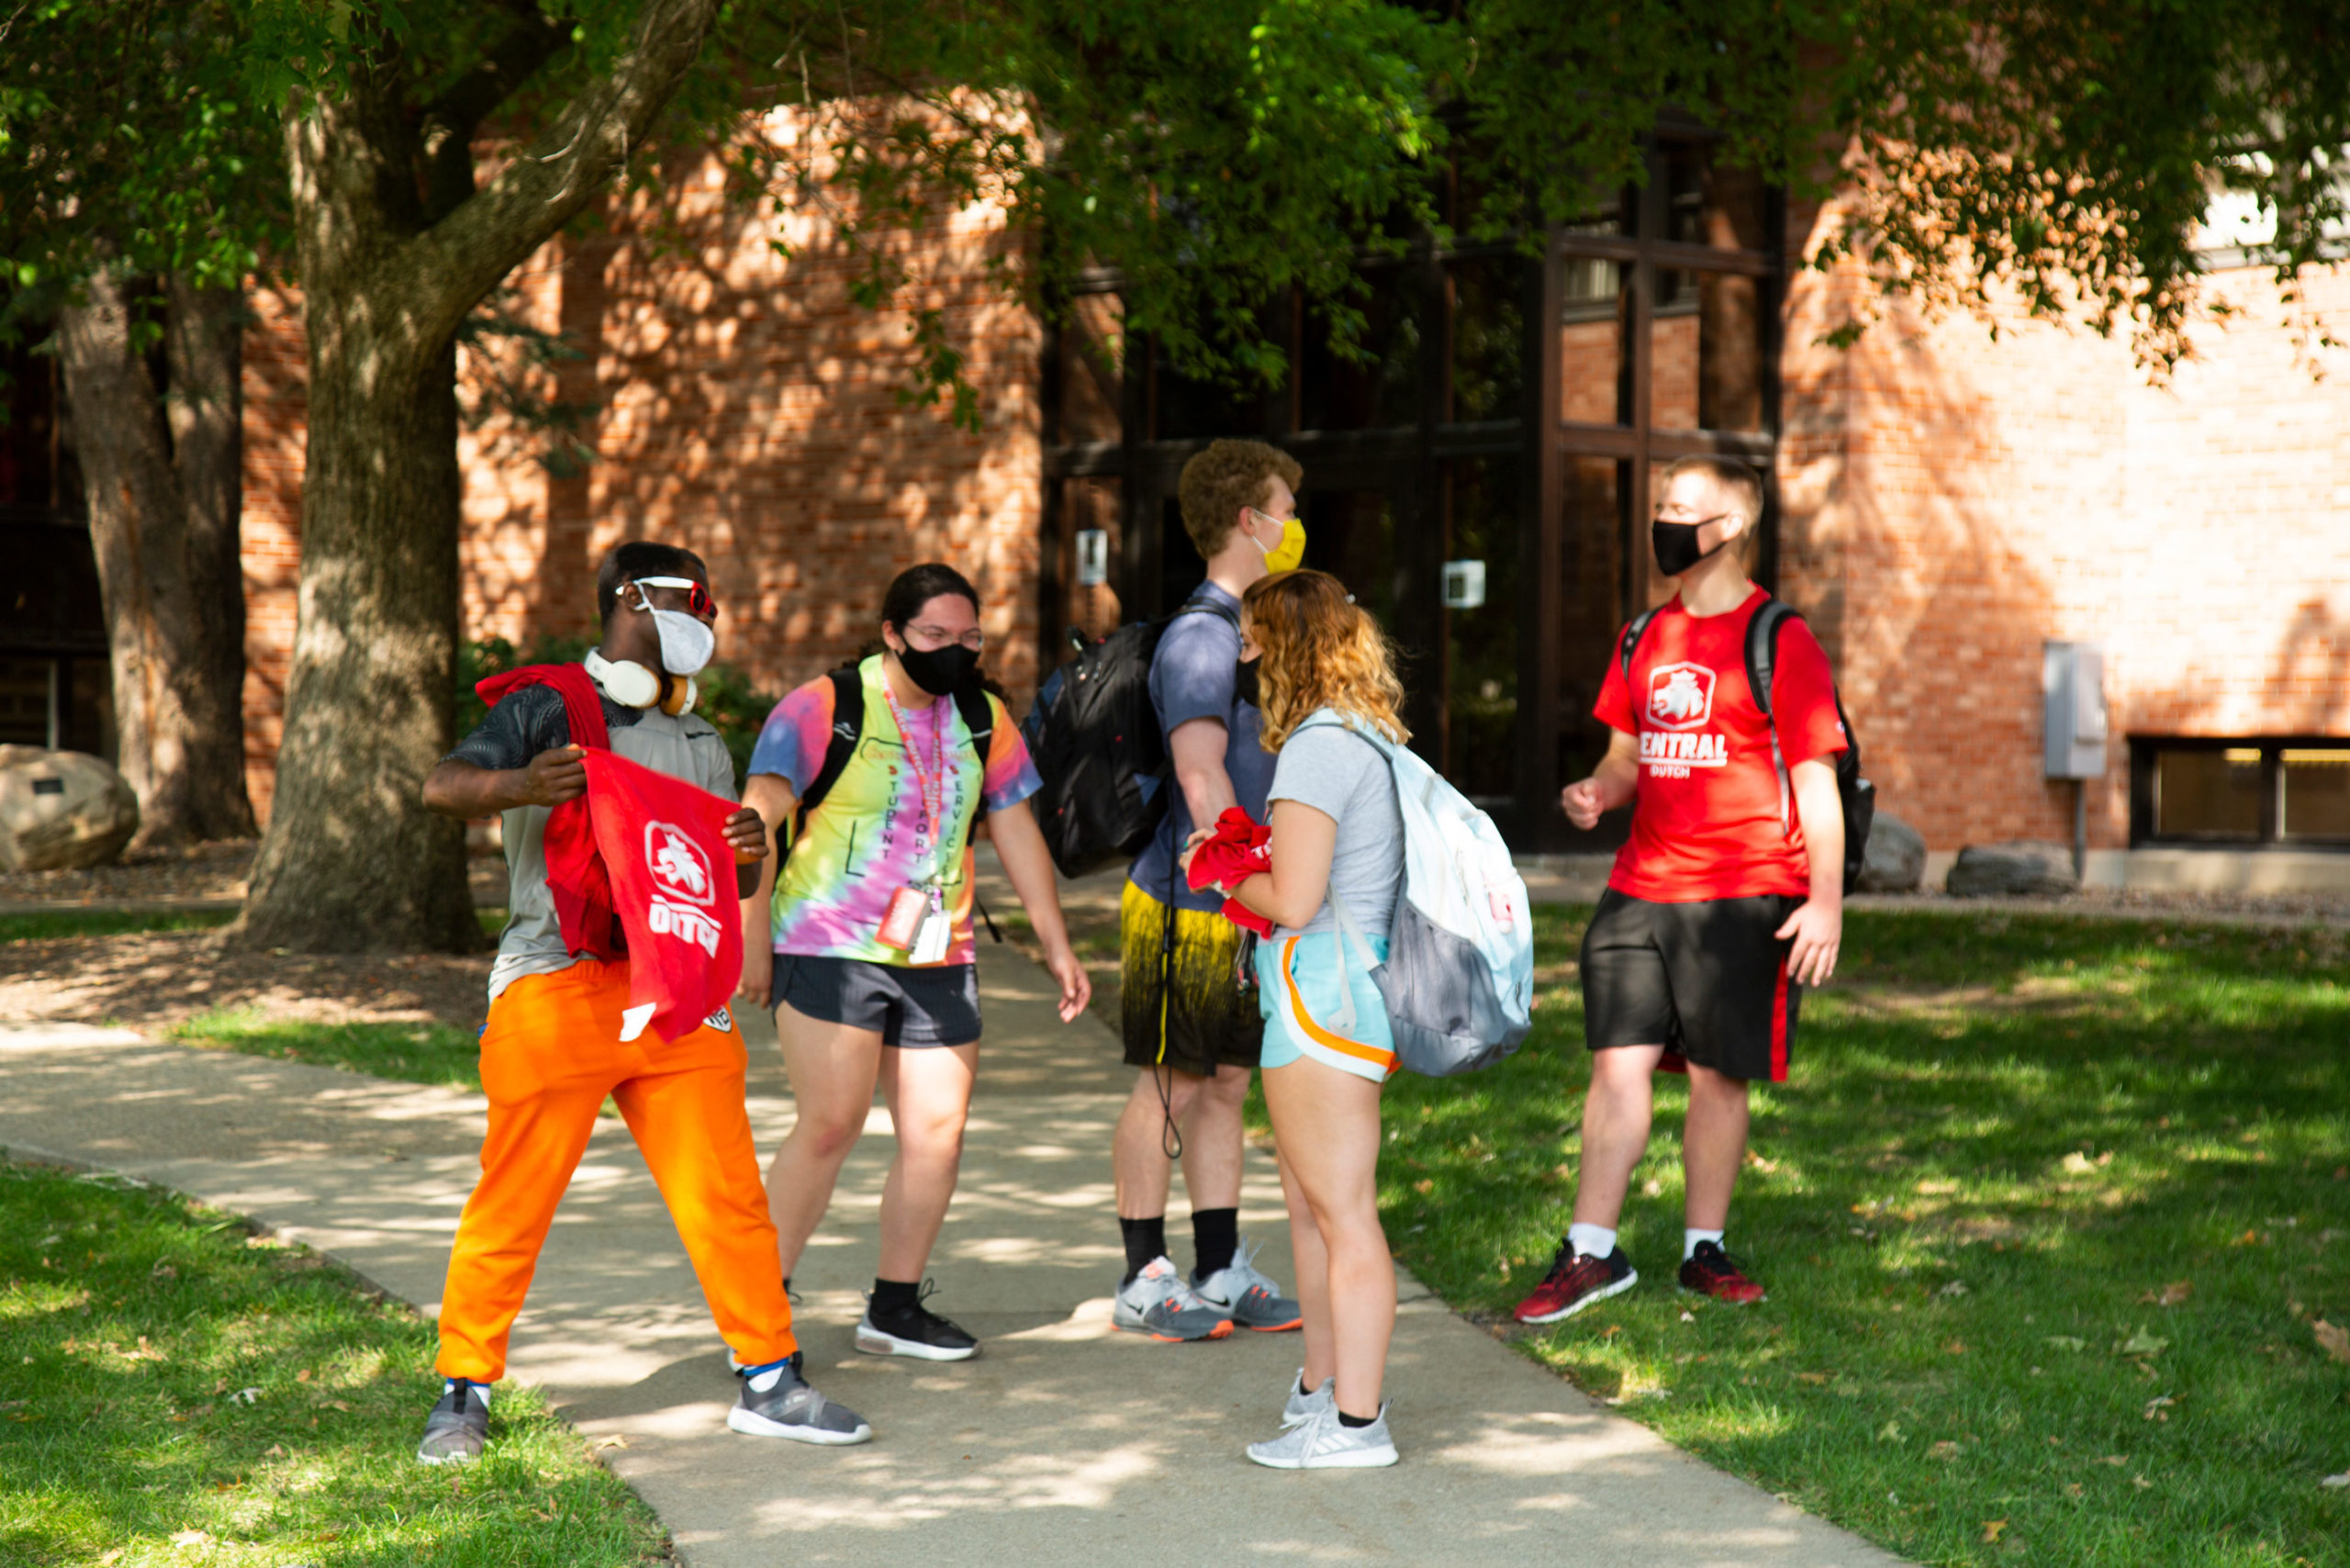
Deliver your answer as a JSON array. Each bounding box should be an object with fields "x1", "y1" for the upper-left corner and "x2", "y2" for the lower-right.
[{"x1": 1185, "y1": 567, "x2": 1408, "y2": 1469}]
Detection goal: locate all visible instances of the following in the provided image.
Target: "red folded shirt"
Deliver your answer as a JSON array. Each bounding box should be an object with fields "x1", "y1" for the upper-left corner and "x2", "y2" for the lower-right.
[{"x1": 1186, "y1": 808, "x2": 1274, "y2": 937}]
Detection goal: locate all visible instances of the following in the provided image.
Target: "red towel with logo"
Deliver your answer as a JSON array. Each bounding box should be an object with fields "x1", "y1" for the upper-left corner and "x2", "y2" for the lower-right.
[
  {"x1": 474, "y1": 664, "x2": 621, "y2": 960},
  {"x1": 579, "y1": 748, "x2": 744, "y2": 1043},
  {"x1": 1185, "y1": 807, "x2": 1275, "y2": 937}
]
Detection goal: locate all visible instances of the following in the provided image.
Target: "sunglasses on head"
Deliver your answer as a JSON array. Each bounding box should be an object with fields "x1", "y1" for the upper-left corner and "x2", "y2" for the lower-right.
[{"x1": 632, "y1": 576, "x2": 718, "y2": 620}]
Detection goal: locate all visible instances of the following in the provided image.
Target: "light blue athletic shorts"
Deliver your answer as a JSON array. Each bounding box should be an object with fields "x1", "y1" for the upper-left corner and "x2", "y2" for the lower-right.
[{"x1": 1255, "y1": 931, "x2": 1397, "y2": 1084}]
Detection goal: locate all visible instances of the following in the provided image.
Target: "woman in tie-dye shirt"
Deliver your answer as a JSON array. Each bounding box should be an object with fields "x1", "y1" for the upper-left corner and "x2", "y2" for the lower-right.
[{"x1": 737, "y1": 563, "x2": 1091, "y2": 1365}]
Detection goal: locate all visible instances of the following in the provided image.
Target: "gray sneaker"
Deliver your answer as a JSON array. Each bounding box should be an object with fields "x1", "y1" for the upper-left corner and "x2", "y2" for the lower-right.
[
  {"x1": 726, "y1": 1353, "x2": 873, "y2": 1445},
  {"x1": 1194, "y1": 1238, "x2": 1304, "y2": 1331},
  {"x1": 1112, "y1": 1256, "x2": 1234, "y2": 1342},
  {"x1": 1281, "y1": 1371, "x2": 1333, "y2": 1429},
  {"x1": 1247, "y1": 1401, "x2": 1399, "y2": 1470},
  {"x1": 416, "y1": 1379, "x2": 489, "y2": 1465}
]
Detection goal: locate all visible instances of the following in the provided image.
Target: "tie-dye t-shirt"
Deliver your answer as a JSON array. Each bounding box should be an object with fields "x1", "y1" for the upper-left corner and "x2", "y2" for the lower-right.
[{"x1": 750, "y1": 655, "x2": 1041, "y2": 967}]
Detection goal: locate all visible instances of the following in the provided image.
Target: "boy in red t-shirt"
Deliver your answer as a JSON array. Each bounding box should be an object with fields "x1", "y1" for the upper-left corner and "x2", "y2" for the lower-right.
[{"x1": 1514, "y1": 456, "x2": 1848, "y2": 1324}]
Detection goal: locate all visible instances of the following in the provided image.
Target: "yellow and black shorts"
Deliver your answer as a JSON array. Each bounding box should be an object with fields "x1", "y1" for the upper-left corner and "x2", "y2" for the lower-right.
[{"x1": 1119, "y1": 880, "x2": 1264, "y2": 1076}]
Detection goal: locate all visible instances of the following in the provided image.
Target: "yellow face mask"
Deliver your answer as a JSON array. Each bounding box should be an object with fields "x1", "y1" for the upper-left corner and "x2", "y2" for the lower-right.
[{"x1": 1250, "y1": 508, "x2": 1307, "y2": 574}]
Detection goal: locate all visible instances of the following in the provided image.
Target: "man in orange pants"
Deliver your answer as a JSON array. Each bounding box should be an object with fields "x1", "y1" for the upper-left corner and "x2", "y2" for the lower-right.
[{"x1": 418, "y1": 542, "x2": 870, "y2": 1462}]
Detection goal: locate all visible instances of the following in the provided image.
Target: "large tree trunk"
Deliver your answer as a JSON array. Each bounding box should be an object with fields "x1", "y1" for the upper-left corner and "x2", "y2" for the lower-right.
[
  {"x1": 233, "y1": 0, "x2": 724, "y2": 952},
  {"x1": 54, "y1": 268, "x2": 258, "y2": 854}
]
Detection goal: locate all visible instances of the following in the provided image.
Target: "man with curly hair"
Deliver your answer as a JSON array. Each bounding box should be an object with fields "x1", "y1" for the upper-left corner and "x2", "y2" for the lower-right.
[{"x1": 1109, "y1": 439, "x2": 1308, "y2": 1343}]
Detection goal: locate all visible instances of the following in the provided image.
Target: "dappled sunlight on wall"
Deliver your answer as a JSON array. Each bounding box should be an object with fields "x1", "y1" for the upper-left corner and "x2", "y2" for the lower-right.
[{"x1": 1778, "y1": 204, "x2": 2350, "y2": 856}]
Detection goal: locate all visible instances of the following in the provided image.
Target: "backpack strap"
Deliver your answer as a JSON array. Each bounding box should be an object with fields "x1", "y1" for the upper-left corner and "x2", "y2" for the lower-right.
[
  {"x1": 787, "y1": 667, "x2": 866, "y2": 851},
  {"x1": 1616, "y1": 605, "x2": 1665, "y2": 720},
  {"x1": 1743, "y1": 598, "x2": 1801, "y2": 835}
]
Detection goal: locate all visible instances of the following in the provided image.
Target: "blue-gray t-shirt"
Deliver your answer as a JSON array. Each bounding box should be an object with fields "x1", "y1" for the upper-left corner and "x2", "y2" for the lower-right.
[{"x1": 1127, "y1": 582, "x2": 1277, "y2": 913}]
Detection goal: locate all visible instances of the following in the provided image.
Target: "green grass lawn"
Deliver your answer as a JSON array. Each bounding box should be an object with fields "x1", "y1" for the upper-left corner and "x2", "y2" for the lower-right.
[
  {"x1": 1365, "y1": 908, "x2": 2350, "y2": 1568},
  {"x1": 0, "y1": 910, "x2": 236, "y2": 944},
  {"x1": 165, "y1": 1012, "x2": 488, "y2": 1094},
  {"x1": 0, "y1": 1159, "x2": 663, "y2": 1566}
]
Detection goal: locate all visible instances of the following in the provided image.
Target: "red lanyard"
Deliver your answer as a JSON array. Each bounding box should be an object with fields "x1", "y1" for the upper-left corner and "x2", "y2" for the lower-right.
[{"x1": 881, "y1": 682, "x2": 949, "y2": 880}]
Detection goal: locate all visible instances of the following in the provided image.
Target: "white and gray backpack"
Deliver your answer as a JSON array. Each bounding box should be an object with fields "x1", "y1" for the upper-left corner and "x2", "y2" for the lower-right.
[{"x1": 1299, "y1": 714, "x2": 1536, "y2": 1076}]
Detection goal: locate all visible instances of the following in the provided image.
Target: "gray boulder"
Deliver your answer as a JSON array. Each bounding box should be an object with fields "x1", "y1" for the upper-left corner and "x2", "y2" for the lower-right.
[
  {"x1": 1857, "y1": 811, "x2": 1928, "y2": 892},
  {"x1": 1945, "y1": 840, "x2": 2076, "y2": 898},
  {"x1": 0, "y1": 746, "x2": 140, "y2": 872}
]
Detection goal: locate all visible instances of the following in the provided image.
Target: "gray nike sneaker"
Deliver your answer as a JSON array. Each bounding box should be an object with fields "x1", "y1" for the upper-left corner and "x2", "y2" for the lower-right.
[
  {"x1": 1247, "y1": 1401, "x2": 1399, "y2": 1470},
  {"x1": 726, "y1": 1353, "x2": 873, "y2": 1445},
  {"x1": 416, "y1": 1378, "x2": 490, "y2": 1465},
  {"x1": 1194, "y1": 1238, "x2": 1304, "y2": 1332},
  {"x1": 1281, "y1": 1370, "x2": 1333, "y2": 1429},
  {"x1": 1112, "y1": 1256, "x2": 1234, "y2": 1342}
]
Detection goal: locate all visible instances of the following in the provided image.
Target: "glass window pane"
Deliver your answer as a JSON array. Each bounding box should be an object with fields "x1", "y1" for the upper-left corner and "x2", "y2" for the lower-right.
[
  {"x1": 1149, "y1": 349, "x2": 1263, "y2": 442},
  {"x1": 1558, "y1": 456, "x2": 1629, "y2": 797},
  {"x1": 1299, "y1": 488, "x2": 1400, "y2": 629},
  {"x1": 2155, "y1": 748, "x2": 2264, "y2": 838},
  {"x1": 1054, "y1": 295, "x2": 1123, "y2": 446},
  {"x1": 1448, "y1": 256, "x2": 1524, "y2": 422},
  {"x1": 1651, "y1": 267, "x2": 1766, "y2": 434},
  {"x1": 1443, "y1": 457, "x2": 1518, "y2": 801},
  {"x1": 1297, "y1": 271, "x2": 1424, "y2": 432},
  {"x1": 1662, "y1": 142, "x2": 1769, "y2": 250},
  {"x1": 1559, "y1": 259, "x2": 1628, "y2": 425},
  {"x1": 2282, "y1": 748, "x2": 2350, "y2": 840}
]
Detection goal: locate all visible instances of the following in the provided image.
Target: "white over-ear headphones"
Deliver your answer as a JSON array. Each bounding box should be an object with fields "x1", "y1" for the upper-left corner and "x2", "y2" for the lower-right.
[{"x1": 585, "y1": 647, "x2": 697, "y2": 714}]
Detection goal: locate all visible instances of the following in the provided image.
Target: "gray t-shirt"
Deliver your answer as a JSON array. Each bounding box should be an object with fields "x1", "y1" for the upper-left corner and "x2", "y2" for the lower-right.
[
  {"x1": 446, "y1": 666, "x2": 738, "y2": 1001},
  {"x1": 1266, "y1": 713, "x2": 1404, "y2": 939},
  {"x1": 1128, "y1": 581, "x2": 1277, "y2": 913}
]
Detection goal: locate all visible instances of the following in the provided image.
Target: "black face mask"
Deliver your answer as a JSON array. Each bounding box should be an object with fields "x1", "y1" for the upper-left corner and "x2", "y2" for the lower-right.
[
  {"x1": 1651, "y1": 517, "x2": 1729, "y2": 577},
  {"x1": 896, "y1": 641, "x2": 979, "y2": 698},
  {"x1": 1232, "y1": 656, "x2": 1261, "y2": 710}
]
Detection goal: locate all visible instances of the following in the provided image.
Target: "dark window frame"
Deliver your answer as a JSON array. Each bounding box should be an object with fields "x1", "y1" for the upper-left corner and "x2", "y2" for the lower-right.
[{"x1": 2128, "y1": 735, "x2": 2350, "y2": 849}]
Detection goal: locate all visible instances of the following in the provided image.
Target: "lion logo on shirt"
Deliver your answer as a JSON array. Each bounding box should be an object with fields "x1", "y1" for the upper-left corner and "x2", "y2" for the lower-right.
[
  {"x1": 643, "y1": 822, "x2": 716, "y2": 906},
  {"x1": 1645, "y1": 662, "x2": 1716, "y2": 731}
]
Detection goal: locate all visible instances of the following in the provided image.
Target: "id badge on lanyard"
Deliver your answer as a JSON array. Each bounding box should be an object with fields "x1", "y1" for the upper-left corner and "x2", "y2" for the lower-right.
[{"x1": 878, "y1": 684, "x2": 957, "y2": 966}]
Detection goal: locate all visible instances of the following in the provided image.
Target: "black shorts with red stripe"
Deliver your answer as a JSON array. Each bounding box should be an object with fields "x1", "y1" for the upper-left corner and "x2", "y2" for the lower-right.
[{"x1": 1580, "y1": 888, "x2": 1805, "y2": 1083}]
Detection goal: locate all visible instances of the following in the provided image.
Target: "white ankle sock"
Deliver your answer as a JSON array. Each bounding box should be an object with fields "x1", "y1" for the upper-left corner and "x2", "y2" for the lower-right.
[
  {"x1": 1566, "y1": 1223, "x2": 1617, "y2": 1260},
  {"x1": 1684, "y1": 1227, "x2": 1725, "y2": 1260}
]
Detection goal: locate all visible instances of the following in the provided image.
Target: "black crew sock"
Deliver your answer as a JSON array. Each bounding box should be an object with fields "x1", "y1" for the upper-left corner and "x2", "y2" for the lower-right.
[
  {"x1": 1120, "y1": 1215, "x2": 1167, "y2": 1285},
  {"x1": 1191, "y1": 1207, "x2": 1239, "y2": 1281},
  {"x1": 1297, "y1": 1375, "x2": 1316, "y2": 1399},
  {"x1": 871, "y1": 1277, "x2": 922, "y2": 1318},
  {"x1": 1337, "y1": 1409, "x2": 1377, "y2": 1429}
]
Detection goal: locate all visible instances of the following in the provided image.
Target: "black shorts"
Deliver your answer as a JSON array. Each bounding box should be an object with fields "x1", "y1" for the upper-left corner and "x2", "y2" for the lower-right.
[
  {"x1": 1119, "y1": 881, "x2": 1263, "y2": 1077},
  {"x1": 772, "y1": 954, "x2": 982, "y2": 1048},
  {"x1": 1580, "y1": 888, "x2": 1804, "y2": 1083}
]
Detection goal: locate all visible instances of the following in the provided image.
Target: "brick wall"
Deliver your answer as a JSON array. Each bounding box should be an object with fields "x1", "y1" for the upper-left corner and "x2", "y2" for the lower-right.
[
  {"x1": 1778, "y1": 220, "x2": 2350, "y2": 853},
  {"x1": 239, "y1": 117, "x2": 1040, "y2": 818}
]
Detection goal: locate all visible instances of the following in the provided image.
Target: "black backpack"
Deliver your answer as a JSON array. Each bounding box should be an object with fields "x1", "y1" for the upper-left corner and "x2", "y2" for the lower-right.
[
  {"x1": 1618, "y1": 597, "x2": 1876, "y2": 895},
  {"x1": 1022, "y1": 590, "x2": 1241, "y2": 879}
]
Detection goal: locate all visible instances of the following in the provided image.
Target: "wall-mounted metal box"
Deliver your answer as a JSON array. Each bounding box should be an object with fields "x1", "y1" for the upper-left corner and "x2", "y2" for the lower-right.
[{"x1": 2043, "y1": 642, "x2": 2108, "y2": 779}]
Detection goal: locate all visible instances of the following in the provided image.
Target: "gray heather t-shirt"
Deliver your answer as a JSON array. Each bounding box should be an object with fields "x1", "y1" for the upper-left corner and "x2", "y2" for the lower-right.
[
  {"x1": 1128, "y1": 581, "x2": 1276, "y2": 913},
  {"x1": 444, "y1": 666, "x2": 738, "y2": 1001},
  {"x1": 1265, "y1": 713, "x2": 1404, "y2": 940}
]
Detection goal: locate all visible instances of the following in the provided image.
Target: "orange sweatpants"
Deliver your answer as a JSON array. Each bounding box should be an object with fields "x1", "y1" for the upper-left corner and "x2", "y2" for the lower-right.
[{"x1": 435, "y1": 958, "x2": 797, "y2": 1382}]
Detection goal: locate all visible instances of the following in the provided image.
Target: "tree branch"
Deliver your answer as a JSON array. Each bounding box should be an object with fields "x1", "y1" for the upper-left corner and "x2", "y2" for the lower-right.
[
  {"x1": 404, "y1": 0, "x2": 727, "y2": 343},
  {"x1": 417, "y1": 0, "x2": 571, "y2": 224}
]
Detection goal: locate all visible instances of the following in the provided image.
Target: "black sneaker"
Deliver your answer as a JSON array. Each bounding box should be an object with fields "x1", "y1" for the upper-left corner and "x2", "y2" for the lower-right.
[
  {"x1": 1678, "y1": 1240, "x2": 1766, "y2": 1304},
  {"x1": 1512, "y1": 1243, "x2": 1639, "y2": 1325},
  {"x1": 856, "y1": 1281, "x2": 979, "y2": 1361},
  {"x1": 416, "y1": 1378, "x2": 490, "y2": 1465},
  {"x1": 727, "y1": 1351, "x2": 873, "y2": 1444}
]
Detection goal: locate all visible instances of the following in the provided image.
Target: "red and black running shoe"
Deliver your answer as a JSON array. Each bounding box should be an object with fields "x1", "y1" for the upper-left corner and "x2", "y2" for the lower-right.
[
  {"x1": 1512, "y1": 1243, "x2": 1638, "y2": 1324},
  {"x1": 1678, "y1": 1239, "x2": 1766, "y2": 1304}
]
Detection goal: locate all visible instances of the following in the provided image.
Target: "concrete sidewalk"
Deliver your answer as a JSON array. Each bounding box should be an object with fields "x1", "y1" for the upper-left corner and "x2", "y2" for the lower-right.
[{"x1": 0, "y1": 957, "x2": 1901, "y2": 1567}]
